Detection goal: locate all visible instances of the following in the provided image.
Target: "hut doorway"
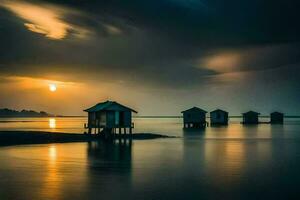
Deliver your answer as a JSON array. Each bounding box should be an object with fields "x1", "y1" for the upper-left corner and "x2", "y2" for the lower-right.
[
  {"x1": 119, "y1": 111, "x2": 125, "y2": 126},
  {"x1": 115, "y1": 111, "x2": 120, "y2": 125},
  {"x1": 114, "y1": 111, "x2": 125, "y2": 126}
]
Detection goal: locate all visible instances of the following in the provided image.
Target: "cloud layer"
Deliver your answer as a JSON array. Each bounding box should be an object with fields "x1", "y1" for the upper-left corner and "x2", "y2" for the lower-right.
[{"x1": 0, "y1": 0, "x2": 300, "y2": 114}]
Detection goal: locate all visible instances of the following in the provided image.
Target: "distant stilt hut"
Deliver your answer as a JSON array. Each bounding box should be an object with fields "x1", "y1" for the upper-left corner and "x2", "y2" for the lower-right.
[
  {"x1": 270, "y1": 112, "x2": 284, "y2": 124},
  {"x1": 84, "y1": 101, "x2": 137, "y2": 137},
  {"x1": 210, "y1": 109, "x2": 229, "y2": 125},
  {"x1": 182, "y1": 107, "x2": 208, "y2": 128},
  {"x1": 242, "y1": 111, "x2": 260, "y2": 124}
]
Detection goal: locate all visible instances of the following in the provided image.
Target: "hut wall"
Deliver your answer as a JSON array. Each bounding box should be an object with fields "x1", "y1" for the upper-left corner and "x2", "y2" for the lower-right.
[
  {"x1": 271, "y1": 113, "x2": 284, "y2": 124},
  {"x1": 100, "y1": 111, "x2": 106, "y2": 126},
  {"x1": 183, "y1": 112, "x2": 206, "y2": 123},
  {"x1": 106, "y1": 111, "x2": 116, "y2": 128},
  {"x1": 115, "y1": 111, "x2": 120, "y2": 125},
  {"x1": 88, "y1": 112, "x2": 96, "y2": 127},
  {"x1": 243, "y1": 114, "x2": 258, "y2": 124},
  {"x1": 123, "y1": 111, "x2": 132, "y2": 127},
  {"x1": 211, "y1": 112, "x2": 228, "y2": 124},
  {"x1": 104, "y1": 110, "x2": 132, "y2": 128}
]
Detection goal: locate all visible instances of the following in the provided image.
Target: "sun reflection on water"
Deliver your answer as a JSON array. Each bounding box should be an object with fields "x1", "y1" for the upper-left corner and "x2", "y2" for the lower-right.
[
  {"x1": 49, "y1": 118, "x2": 56, "y2": 129},
  {"x1": 49, "y1": 145, "x2": 57, "y2": 161},
  {"x1": 224, "y1": 142, "x2": 244, "y2": 173},
  {"x1": 40, "y1": 145, "x2": 61, "y2": 199}
]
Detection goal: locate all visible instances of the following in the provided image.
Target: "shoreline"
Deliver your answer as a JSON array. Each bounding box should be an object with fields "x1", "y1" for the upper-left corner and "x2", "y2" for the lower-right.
[{"x1": 0, "y1": 131, "x2": 174, "y2": 147}]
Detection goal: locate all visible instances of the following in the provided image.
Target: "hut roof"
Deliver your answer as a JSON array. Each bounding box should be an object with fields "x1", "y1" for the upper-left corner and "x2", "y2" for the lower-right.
[
  {"x1": 210, "y1": 109, "x2": 228, "y2": 114},
  {"x1": 181, "y1": 107, "x2": 207, "y2": 113},
  {"x1": 242, "y1": 111, "x2": 260, "y2": 115},
  {"x1": 271, "y1": 111, "x2": 284, "y2": 115},
  {"x1": 84, "y1": 101, "x2": 138, "y2": 113}
]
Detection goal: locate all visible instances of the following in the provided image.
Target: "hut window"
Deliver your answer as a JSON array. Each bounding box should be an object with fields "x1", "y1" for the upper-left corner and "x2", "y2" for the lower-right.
[
  {"x1": 217, "y1": 113, "x2": 221, "y2": 119},
  {"x1": 187, "y1": 114, "x2": 191, "y2": 118}
]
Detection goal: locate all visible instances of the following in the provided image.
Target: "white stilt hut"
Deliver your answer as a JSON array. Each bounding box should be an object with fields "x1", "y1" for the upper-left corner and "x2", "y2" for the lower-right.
[{"x1": 84, "y1": 101, "x2": 137, "y2": 137}]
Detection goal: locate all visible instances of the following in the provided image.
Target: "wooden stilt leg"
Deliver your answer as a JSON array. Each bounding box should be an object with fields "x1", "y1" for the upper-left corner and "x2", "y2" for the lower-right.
[
  {"x1": 119, "y1": 128, "x2": 121, "y2": 141},
  {"x1": 129, "y1": 138, "x2": 132, "y2": 145}
]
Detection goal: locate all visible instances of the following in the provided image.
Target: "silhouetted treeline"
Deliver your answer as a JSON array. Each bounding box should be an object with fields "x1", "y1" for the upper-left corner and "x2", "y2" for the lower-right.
[{"x1": 0, "y1": 108, "x2": 53, "y2": 117}]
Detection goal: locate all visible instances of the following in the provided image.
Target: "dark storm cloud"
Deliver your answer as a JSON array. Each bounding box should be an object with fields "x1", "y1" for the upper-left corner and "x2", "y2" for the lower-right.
[
  {"x1": 37, "y1": 0, "x2": 300, "y2": 45},
  {"x1": 0, "y1": 0, "x2": 300, "y2": 88}
]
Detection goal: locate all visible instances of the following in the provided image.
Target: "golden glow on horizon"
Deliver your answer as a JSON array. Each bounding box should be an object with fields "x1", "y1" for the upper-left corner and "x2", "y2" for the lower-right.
[
  {"x1": 49, "y1": 118, "x2": 56, "y2": 128},
  {"x1": 0, "y1": 75, "x2": 127, "y2": 115},
  {"x1": 49, "y1": 84, "x2": 57, "y2": 92},
  {"x1": 0, "y1": 0, "x2": 89, "y2": 40},
  {"x1": 2, "y1": 76, "x2": 77, "y2": 90}
]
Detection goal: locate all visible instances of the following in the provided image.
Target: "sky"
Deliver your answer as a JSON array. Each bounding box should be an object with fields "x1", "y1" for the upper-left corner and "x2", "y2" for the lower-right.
[{"x1": 0, "y1": 0, "x2": 299, "y2": 116}]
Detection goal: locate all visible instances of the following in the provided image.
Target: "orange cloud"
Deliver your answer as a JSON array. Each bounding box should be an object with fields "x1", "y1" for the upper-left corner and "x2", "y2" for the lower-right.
[
  {"x1": 201, "y1": 52, "x2": 242, "y2": 73},
  {"x1": 0, "y1": 0, "x2": 90, "y2": 40}
]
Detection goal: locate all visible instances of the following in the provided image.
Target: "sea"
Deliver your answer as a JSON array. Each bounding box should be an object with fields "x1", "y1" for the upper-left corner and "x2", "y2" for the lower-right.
[{"x1": 1, "y1": 117, "x2": 300, "y2": 199}]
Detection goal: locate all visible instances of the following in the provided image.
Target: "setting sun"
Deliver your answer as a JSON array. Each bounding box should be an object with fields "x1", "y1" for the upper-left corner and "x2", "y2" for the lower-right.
[{"x1": 49, "y1": 84, "x2": 57, "y2": 92}]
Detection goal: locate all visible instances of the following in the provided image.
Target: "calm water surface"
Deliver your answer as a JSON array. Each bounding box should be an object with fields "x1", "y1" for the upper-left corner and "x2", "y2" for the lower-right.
[{"x1": 1, "y1": 117, "x2": 300, "y2": 199}]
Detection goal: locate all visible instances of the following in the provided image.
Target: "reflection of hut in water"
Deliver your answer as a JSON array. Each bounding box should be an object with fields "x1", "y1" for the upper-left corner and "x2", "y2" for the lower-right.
[
  {"x1": 182, "y1": 107, "x2": 208, "y2": 128},
  {"x1": 86, "y1": 141, "x2": 132, "y2": 198},
  {"x1": 270, "y1": 112, "x2": 284, "y2": 124},
  {"x1": 84, "y1": 101, "x2": 137, "y2": 137},
  {"x1": 87, "y1": 140, "x2": 132, "y2": 169},
  {"x1": 210, "y1": 109, "x2": 229, "y2": 125},
  {"x1": 242, "y1": 111, "x2": 260, "y2": 124},
  {"x1": 183, "y1": 128, "x2": 206, "y2": 137}
]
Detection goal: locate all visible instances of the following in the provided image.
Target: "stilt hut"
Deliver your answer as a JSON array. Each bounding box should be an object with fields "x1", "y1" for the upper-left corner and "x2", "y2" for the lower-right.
[
  {"x1": 270, "y1": 112, "x2": 284, "y2": 124},
  {"x1": 182, "y1": 107, "x2": 208, "y2": 128},
  {"x1": 242, "y1": 111, "x2": 260, "y2": 124},
  {"x1": 84, "y1": 101, "x2": 137, "y2": 137},
  {"x1": 210, "y1": 109, "x2": 229, "y2": 125}
]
